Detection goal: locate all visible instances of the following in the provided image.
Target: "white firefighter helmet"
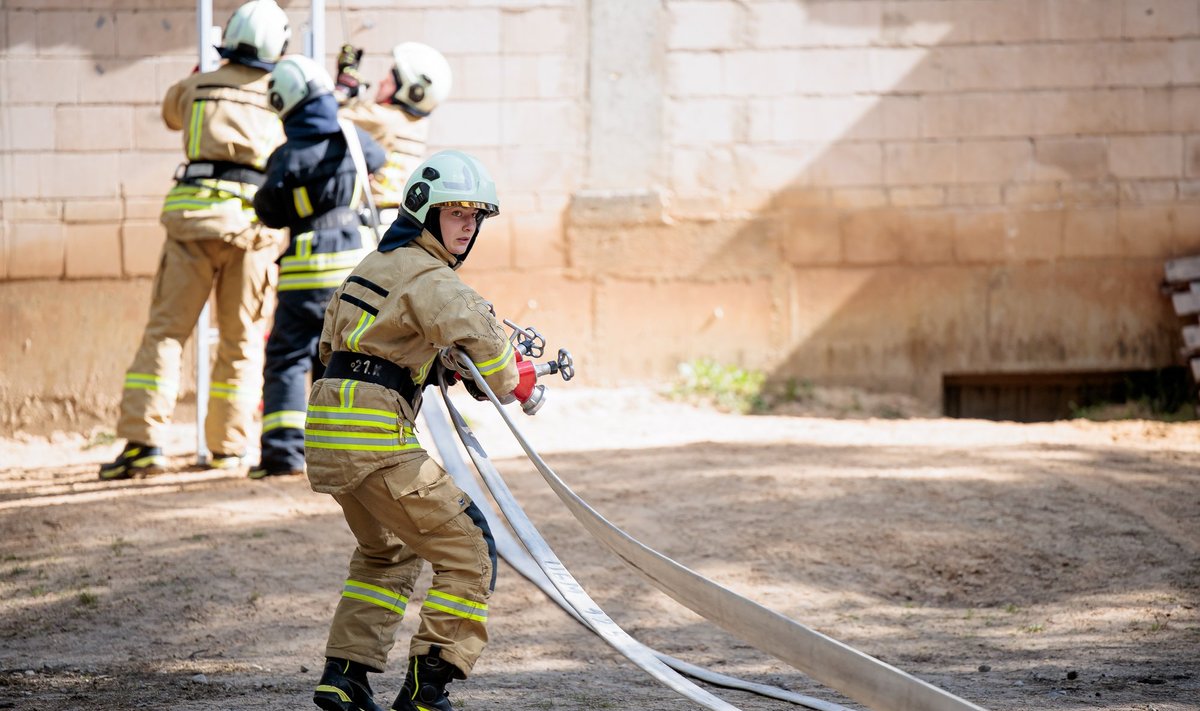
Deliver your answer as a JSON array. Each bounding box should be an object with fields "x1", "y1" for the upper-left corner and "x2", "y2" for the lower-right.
[
  {"x1": 222, "y1": 0, "x2": 291, "y2": 64},
  {"x1": 390, "y1": 42, "x2": 453, "y2": 117},
  {"x1": 402, "y1": 150, "x2": 499, "y2": 226},
  {"x1": 268, "y1": 54, "x2": 334, "y2": 117}
]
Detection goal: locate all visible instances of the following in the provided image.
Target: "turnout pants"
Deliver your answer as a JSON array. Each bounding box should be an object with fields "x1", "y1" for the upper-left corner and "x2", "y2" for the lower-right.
[
  {"x1": 325, "y1": 454, "x2": 497, "y2": 678},
  {"x1": 259, "y1": 287, "x2": 335, "y2": 472},
  {"x1": 117, "y1": 237, "x2": 276, "y2": 455}
]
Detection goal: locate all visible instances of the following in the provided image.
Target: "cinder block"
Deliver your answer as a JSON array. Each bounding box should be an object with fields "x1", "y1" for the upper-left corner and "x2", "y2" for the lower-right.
[
  {"x1": 7, "y1": 11, "x2": 36, "y2": 56},
  {"x1": 952, "y1": 209, "x2": 1006, "y2": 263},
  {"x1": 427, "y1": 101, "x2": 502, "y2": 147},
  {"x1": 124, "y1": 198, "x2": 163, "y2": 220},
  {"x1": 456, "y1": 55, "x2": 503, "y2": 100},
  {"x1": 670, "y1": 147, "x2": 735, "y2": 196},
  {"x1": 132, "y1": 105, "x2": 177, "y2": 151},
  {"x1": 1019, "y1": 43, "x2": 1107, "y2": 89},
  {"x1": 1046, "y1": 0, "x2": 1123, "y2": 40},
  {"x1": 9, "y1": 221, "x2": 65, "y2": 279},
  {"x1": 1119, "y1": 180, "x2": 1178, "y2": 205},
  {"x1": 502, "y1": 7, "x2": 571, "y2": 54},
  {"x1": 1034, "y1": 137, "x2": 1108, "y2": 181},
  {"x1": 512, "y1": 212, "x2": 566, "y2": 270},
  {"x1": 502, "y1": 100, "x2": 581, "y2": 147},
  {"x1": 1032, "y1": 89, "x2": 1125, "y2": 135},
  {"x1": 946, "y1": 185, "x2": 1002, "y2": 206},
  {"x1": 1171, "y1": 87, "x2": 1200, "y2": 132},
  {"x1": 424, "y1": 9, "x2": 502, "y2": 54},
  {"x1": 64, "y1": 199, "x2": 122, "y2": 223},
  {"x1": 1121, "y1": 87, "x2": 1172, "y2": 133},
  {"x1": 463, "y1": 272, "x2": 595, "y2": 370},
  {"x1": 115, "y1": 10, "x2": 192, "y2": 57},
  {"x1": 120, "y1": 220, "x2": 165, "y2": 277},
  {"x1": 874, "y1": 47, "x2": 946, "y2": 93},
  {"x1": 117, "y1": 152, "x2": 177, "y2": 200},
  {"x1": 55, "y1": 105, "x2": 133, "y2": 151},
  {"x1": 667, "y1": 51, "x2": 723, "y2": 98},
  {"x1": 155, "y1": 58, "x2": 197, "y2": 99},
  {"x1": 1108, "y1": 135, "x2": 1183, "y2": 178},
  {"x1": 957, "y1": 92, "x2": 1035, "y2": 138},
  {"x1": 1117, "y1": 205, "x2": 1173, "y2": 257},
  {"x1": 45, "y1": 153, "x2": 121, "y2": 199},
  {"x1": 783, "y1": 1, "x2": 883, "y2": 48},
  {"x1": 330, "y1": 9, "x2": 424, "y2": 59},
  {"x1": 725, "y1": 50, "x2": 807, "y2": 97},
  {"x1": 6, "y1": 200, "x2": 62, "y2": 221},
  {"x1": 80, "y1": 60, "x2": 160, "y2": 104},
  {"x1": 943, "y1": 45, "x2": 1026, "y2": 91},
  {"x1": 830, "y1": 188, "x2": 888, "y2": 209},
  {"x1": 1188, "y1": 136, "x2": 1200, "y2": 177},
  {"x1": 1062, "y1": 208, "x2": 1121, "y2": 258},
  {"x1": 880, "y1": 95, "x2": 922, "y2": 139},
  {"x1": 65, "y1": 223, "x2": 122, "y2": 278},
  {"x1": 957, "y1": 139, "x2": 1032, "y2": 184},
  {"x1": 808, "y1": 142, "x2": 883, "y2": 187},
  {"x1": 5, "y1": 58, "x2": 79, "y2": 103},
  {"x1": 1172, "y1": 204, "x2": 1200, "y2": 253},
  {"x1": 780, "y1": 208, "x2": 841, "y2": 266},
  {"x1": 37, "y1": 9, "x2": 118, "y2": 57},
  {"x1": 6, "y1": 106, "x2": 55, "y2": 151},
  {"x1": 1108, "y1": 40, "x2": 1172, "y2": 86},
  {"x1": 889, "y1": 186, "x2": 946, "y2": 208},
  {"x1": 1123, "y1": 0, "x2": 1199, "y2": 38},
  {"x1": 964, "y1": 0, "x2": 1046, "y2": 43},
  {"x1": 884, "y1": 141, "x2": 957, "y2": 185},
  {"x1": 1171, "y1": 39, "x2": 1200, "y2": 84},
  {"x1": 668, "y1": 98, "x2": 739, "y2": 146},
  {"x1": 1060, "y1": 181, "x2": 1119, "y2": 205},
  {"x1": 669, "y1": 1, "x2": 743, "y2": 50},
  {"x1": 500, "y1": 148, "x2": 580, "y2": 190},
  {"x1": 841, "y1": 209, "x2": 907, "y2": 265},
  {"x1": 1003, "y1": 183, "x2": 1061, "y2": 206}
]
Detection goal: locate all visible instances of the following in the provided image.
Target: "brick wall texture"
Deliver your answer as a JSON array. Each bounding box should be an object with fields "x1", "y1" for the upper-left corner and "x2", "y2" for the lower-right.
[{"x1": 2, "y1": 0, "x2": 1198, "y2": 413}]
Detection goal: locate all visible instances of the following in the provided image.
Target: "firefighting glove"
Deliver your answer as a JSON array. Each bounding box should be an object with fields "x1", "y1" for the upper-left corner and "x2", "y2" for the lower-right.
[{"x1": 335, "y1": 44, "x2": 367, "y2": 99}]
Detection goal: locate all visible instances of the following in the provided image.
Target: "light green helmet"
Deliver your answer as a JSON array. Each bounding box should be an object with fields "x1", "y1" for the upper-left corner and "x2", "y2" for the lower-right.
[
  {"x1": 222, "y1": 0, "x2": 291, "y2": 64},
  {"x1": 268, "y1": 54, "x2": 333, "y2": 117},
  {"x1": 402, "y1": 150, "x2": 500, "y2": 226}
]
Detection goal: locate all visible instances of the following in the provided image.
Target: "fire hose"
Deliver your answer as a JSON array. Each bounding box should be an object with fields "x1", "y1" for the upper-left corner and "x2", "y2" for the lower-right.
[{"x1": 428, "y1": 325, "x2": 988, "y2": 711}]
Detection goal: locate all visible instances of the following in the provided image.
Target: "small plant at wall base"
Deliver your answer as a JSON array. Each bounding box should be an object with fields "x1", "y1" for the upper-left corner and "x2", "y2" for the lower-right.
[{"x1": 672, "y1": 359, "x2": 766, "y2": 414}]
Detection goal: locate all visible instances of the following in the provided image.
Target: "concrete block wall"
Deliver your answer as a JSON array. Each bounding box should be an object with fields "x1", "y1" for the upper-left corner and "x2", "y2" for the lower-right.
[{"x1": 2, "y1": 0, "x2": 1199, "y2": 427}]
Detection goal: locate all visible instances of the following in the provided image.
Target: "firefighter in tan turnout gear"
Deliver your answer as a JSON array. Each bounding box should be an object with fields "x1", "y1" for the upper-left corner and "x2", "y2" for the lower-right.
[
  {"x1": 309, "y1": 151, "x2": 539, "y2": 711},
  {"x1": 100, "y1": 0, "x2": 290, "y2": 480},
  {"x1": 334, "y1": 41, "x2": 452, "y2": 226}
]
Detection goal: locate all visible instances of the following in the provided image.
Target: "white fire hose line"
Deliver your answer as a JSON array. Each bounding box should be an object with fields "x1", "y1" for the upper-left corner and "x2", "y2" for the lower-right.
[
  {"x1": 421, "y1": 395, "x2": 852, "y2": 711},
  {"x1": 442, "y1": 350, "x2": 990, "y2": 711},
  {"x1": 432, "y1": 380, "x2": 740, "y2": 711}
]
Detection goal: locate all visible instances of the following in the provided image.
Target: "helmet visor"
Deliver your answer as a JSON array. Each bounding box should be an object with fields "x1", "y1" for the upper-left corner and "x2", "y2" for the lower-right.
[{"x1": 434, "y1": 200, "x2": 499, "y2": 218}]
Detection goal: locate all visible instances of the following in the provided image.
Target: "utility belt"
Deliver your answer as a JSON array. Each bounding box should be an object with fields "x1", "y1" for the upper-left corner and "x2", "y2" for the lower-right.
[
  {"x1": 325, "y1": 351, "x2": 418, "y2": 404},
  {"x1": 174, "y1": 160, "x2": 266, "y2": 188},
  {"x1": 292, "y1": 206, "x2": 362, "y2": 235}
]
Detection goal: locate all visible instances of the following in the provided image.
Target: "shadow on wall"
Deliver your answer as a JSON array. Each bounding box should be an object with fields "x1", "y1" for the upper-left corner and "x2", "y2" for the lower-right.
[{"x1": 571, "y1": 2, "x2": 1189, "y2": 409}]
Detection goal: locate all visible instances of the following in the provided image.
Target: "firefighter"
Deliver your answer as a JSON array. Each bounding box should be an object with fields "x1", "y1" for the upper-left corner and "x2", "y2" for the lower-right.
[
  {"x1": 246, "y1": 55, "x2": 386, "y2": 480},
  {"x1": 99, "y1": 0, "x2": 290, "y2": 480},
  {"x1": 334, "y1": 42, "x2": 452, "y2": 226},
  {"x1": 307, "y1": 151, "x2": 540, "y2": 711}
]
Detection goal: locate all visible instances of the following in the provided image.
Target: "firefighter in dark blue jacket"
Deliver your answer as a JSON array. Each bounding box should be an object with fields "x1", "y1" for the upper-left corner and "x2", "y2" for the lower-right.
[{"x1": 250, "y1": 54, "x2": 386, "y2": 479}]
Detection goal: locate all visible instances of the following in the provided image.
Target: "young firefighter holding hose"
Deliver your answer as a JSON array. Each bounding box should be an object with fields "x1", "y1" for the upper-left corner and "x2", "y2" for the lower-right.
[{"x1": 307, "y1": 151, "x2": 542, "y2": 711}]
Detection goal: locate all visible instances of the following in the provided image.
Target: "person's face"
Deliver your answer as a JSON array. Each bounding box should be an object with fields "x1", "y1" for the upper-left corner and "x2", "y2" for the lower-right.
[
  {"x1": 374, "y1": 71, "x2": 397, "y2": 104},
  {"x1": 438, "y1": 206, "x2": 482, "y2": 255}
]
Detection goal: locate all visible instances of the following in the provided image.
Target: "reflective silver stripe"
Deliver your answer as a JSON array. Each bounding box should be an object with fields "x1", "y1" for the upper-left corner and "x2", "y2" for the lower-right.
[
  {"x1": 342, "y1": 579, "x2": 407, "y2": 614},
  {"x1": 263, "y1": 410, "x2": 307, "y2": 432},
  {"x1": 303, "y1": 429, "x2": 419, "y2": 452},
  {"x1": 305, "y1": 407, "x2": 399, "y2": 429},
  {"x1": 424, "y1": 589, "x2": 488, "y2": 622}
]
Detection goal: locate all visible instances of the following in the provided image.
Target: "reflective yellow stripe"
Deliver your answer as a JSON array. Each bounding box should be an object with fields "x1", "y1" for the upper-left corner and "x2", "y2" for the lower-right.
[
  {"x1": 303, "y1": 429, "x2": 419, "y2": 452},
  {"x1": 341, "y1": 579, "x2": 408, "y2": 614},
  {"x1": 123, "y1": 372, "x2": 177, "y2": 394},
  {"x1": 347, "y1": 312, "x2": 374, "y2": 352},
  {"x1": 277, "y1": 271, "x2": 351, "y2": 291},
  {"x1": 424, "y1": 589, "x2": 488, "y2": 622},
  {"x1": 187, "y1": 100, "x2": 205, "y2": 159},
  {"x1": 338, "y1": 379, "x2": 357, "y2": 408},
  {"x1": 415, "y1": 354, "x2": 437, "y2": 384},
  {"x1": 293, "y1": 186, "x2": 313, "y2": 217},
  {"x1": 210, "y1": 381, "x2": 257, "y2": 402},
  {"x1": 308, "y1": 404, "x2": 397, "y2": 418},
  {"x1": 262, "y1": 410, "x2": 307, "y2": 432},
  {"x1": 315, "y1": 685, "x2": 351, "y2": 703},
  {"x1": 279, "y1": 249, "x2": 367, "y2": 274},
  {"x1": 476, "y1": 341, "x2": 514, "y2": 377}
]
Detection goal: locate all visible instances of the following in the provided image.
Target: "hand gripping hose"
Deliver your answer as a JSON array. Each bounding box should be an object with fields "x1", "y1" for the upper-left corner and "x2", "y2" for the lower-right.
[
  {"x1": 439, "y1": 351, "x2": 989, "y2": 711},
  {"x1": 422, "y1": 394, "x2": 853, "y2": 711}
]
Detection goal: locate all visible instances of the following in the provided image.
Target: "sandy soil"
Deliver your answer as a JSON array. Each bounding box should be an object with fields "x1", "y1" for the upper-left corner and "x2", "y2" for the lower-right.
[{"x1": 0, "y1": 387, "x2": 1197, "y2": 711}]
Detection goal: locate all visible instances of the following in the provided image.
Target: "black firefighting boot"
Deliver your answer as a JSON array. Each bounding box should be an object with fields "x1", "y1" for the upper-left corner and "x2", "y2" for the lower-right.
[
  {"x1": 388, "y1": 648, "x2": 459, "y2": 711},
  {"x1": 98, "y1": 442, "x2": 165, "y2": 480},
  {"x1": 313, "y1": 657, "x2": 385, "y2": 711}
]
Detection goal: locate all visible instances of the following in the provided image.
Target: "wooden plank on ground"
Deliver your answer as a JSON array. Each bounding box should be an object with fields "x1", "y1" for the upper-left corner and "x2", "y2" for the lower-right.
[{"x1": 1166, "y1": 255, "x2": 1200, "y2": 284}]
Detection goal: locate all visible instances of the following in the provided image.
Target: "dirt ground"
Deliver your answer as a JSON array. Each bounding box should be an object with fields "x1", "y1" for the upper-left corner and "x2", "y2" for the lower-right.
[{"x1": 0, "y1": 387, "x2": 1197, "y2": 711}]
